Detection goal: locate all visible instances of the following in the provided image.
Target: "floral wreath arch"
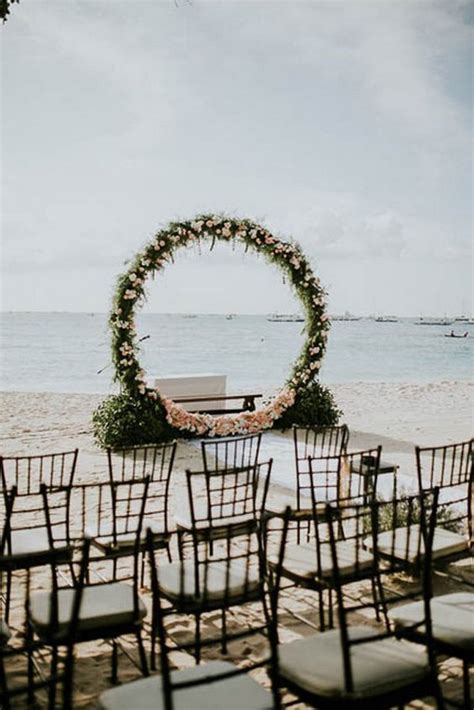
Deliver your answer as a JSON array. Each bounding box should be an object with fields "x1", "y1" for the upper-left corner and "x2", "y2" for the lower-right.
[{"x1": 110, "y1": 214, "x2": 329, "y2": 437}]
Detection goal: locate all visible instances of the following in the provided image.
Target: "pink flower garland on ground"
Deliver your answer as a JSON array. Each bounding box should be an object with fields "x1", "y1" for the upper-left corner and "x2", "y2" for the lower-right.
[{"x1": 162, "y1": 387, "x2": 296, "y2": 437}]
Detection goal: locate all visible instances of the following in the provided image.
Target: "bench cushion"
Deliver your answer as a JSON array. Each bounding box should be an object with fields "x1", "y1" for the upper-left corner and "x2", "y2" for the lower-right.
[{"x1": 99, "y1": 660, "x2": 273, "y2": 710}]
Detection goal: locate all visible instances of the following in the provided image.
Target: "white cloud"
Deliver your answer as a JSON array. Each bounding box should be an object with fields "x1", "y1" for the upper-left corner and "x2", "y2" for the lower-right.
[{"x1": 1, "y1": 0, "x2": 471, "y2": 314}]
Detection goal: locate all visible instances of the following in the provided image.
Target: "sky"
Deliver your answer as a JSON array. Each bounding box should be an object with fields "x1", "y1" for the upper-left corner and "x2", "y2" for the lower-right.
[{"x1": 1, "y1": 0, "x2": 472, "y2": 316}]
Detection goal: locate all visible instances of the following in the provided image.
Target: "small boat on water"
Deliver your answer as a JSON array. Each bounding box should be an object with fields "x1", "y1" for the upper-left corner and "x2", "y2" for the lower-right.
[
  {"x1": 267, "y1": 314, "x2": 304, "y2": 322},
  {"x1": 415, "y1": 317, "x2": 453, "y2": 326},
  {"x1": 331, "y1": 311, "x2": 361, "y2": 322},
  {"x1": 445, "y1": 331, "x2": 469, "y2": 338},
  {"x1": 375, "y1": 316, "x2": 398, "y2": 323}
]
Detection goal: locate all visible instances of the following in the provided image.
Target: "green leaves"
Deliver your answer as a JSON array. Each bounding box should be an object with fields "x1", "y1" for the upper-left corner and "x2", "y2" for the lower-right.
[{"x1": 92, "y1": 393, "x2": 180, "y2": 448}]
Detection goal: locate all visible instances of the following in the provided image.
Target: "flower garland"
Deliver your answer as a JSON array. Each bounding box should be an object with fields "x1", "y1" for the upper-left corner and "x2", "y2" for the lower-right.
[{"x1": 109, "y1": 215, "x2": 329, "y2": 437}]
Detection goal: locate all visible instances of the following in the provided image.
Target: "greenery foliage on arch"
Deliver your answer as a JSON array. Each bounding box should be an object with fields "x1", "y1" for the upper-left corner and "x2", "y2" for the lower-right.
[{"x1": 92, "y1": 215, "x2": 341, "y2": 446}]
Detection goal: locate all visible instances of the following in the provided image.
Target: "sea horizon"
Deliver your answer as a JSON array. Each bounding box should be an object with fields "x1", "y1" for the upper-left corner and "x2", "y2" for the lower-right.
[{"x1": 1, "y1": 311, "x2": 472, "y2": 394}]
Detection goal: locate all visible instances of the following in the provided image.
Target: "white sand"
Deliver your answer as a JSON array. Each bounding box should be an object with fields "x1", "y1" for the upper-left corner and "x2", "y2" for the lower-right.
[
  {"x1": 1, "y1": 381, "x2": 471, "y2": 511},
  {"x1": 1, "y1": 381, "x2": 471, "y2": 470}
]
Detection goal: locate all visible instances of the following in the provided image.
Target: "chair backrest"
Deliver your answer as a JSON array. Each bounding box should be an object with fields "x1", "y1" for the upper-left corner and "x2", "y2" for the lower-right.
[
  {"x1": 0, "y1": 495, "x2": 88, "y2": 709},
  {"x1": 200, "y1": 432, "x2": 262, "y2": 472},
  {"x1": 293, "y1": 426, "x2": 349, "y2": 509},
  {"x1": 0, "y1": 450, "x2": 78, "y2": 496},
  {"x1": 293, "y1": 424, "x2": 349, "y2": 466},
  {"x1": 325, "y1": 490, "x2": 439, "y2": 694},
  {"x1": 185, "y1": 460, "x2": 272, "y2": 532},
  {"x1": 416, "y1": 439, "x2": 473, "y2": 489},
  {"x1": 416, "y1": 439, "x2": 473, "y2": 541},
  {"x1": 110, "y1": 476, "x2": 151, "y2": 548},
  {"x1": 305, "y1": 446, "x2": 381, "y2": 509},
  {"x1": 0, "y1": 451, "x2": 78, "y2": 546},
  {"x1": 146, "y1": 523, "x2": 279, "y2": 710},
  {"x1": 271, "y1": 491, "x2": 439, "y2": 696},
  {"x1": 107, "y1": 443, "x2": 176, "y2": 535}
]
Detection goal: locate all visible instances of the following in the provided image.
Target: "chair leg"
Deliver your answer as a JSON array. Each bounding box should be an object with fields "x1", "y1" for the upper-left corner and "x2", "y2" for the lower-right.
[
  {"x1": 318, "y1": 589, "x2": 325, "y2": 631},
  {"x1": 328, "y1": 588, "x2": 334, "y2": 629},
  {"x1": 166, "y1": 542, "x2": 172, "y2": 563},
  {"x1": 195, "y1": 614, "x2": 201, "y2": 664},
  {"x1": 136, "y1": 630, "x2": 149, "y2": 677},
  {"x1": 221, "y1": 608, "x2": 227, "y2": 654},
  {"x1": 4, "y1": 571, "x2": 12, "y2": 625},
  {"x1": 0, "y1": 654, "x2": 11, "y2": 710},
  {"x1": 26, "y1": 621, "x2": 35, "y2": 706},
  {"x1": 150, "y1": 610, "x2": 157, "y2": 671},
  {"x1": 62, "y1": 645, "x2": 75, "y2": 710},
  {"x1": 371, "y1": 576, "x2": 381, "y2": 622},
  {"x1": 432, "y1": 670, "x2": 445, "y2": 710},
  {"x1": 462, "y1": 659, "x2": 470, "y2": 710},
  {"x1": 49, "y1": 645, "x2": 58, "y2": 708},
  {"x1": 111, "y1": 640, "x2": 119, "y2": 684}
]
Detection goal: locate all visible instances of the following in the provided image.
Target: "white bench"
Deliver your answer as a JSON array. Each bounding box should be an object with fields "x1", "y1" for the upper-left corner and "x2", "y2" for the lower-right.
[
  {"x1": 153, "y1": 373, "x2": 263, "y2": 414},
  {"x1": 153, "y1": 374, "x2": 227, "y2": 412}
]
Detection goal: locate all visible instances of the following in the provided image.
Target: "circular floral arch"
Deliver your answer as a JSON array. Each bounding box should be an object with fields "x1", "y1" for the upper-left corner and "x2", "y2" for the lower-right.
[{"x1": 109, "y1": 214, "x2": 329, "y2": 437}]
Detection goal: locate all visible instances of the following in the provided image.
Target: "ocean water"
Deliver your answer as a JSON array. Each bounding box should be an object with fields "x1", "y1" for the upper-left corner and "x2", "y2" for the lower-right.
[{"x1": 0, "y1": 312, "x2": 472, "y2": 394}]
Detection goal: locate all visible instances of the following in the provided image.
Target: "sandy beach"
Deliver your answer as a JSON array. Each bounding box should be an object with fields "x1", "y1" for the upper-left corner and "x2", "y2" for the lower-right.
[
  {"x1": 1, "y1": 382, "x2": 472, "y2": 707},
  {"x1": 1, "y1": 379, "x2": 471, "y2": 458}
]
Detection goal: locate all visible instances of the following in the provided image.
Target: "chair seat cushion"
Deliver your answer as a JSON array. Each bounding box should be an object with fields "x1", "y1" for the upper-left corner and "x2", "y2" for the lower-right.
[
  {"x1": 268, "y1": 540, "x2": 373, "y2": 582},
  {"x1": 278, "y1": 627, "x2": 430, "y2": 700},
  {"x1": 98, "y1": 660, "x2": 274, "y2": 710},
  {"x1": 88, "y1": 519, "x2": 169, "y2": 553},
  {"x1": 389, "y1": 592, "x2": 474, "y2": 651},
  {"x1": 30, "y1": 582, "x2": 147, "y2": 637},
  {"x1": 7, "y1": 528, "x2": 69, "y2": 565},
  {"x1": 157, "y1": 559, "x2": 260, "y2": 608},
  {"x1": 175, "y1": 511, "x2": 255, "y2": 535},
  {"x1": 366, "y1": 525, "x2": 468, "y2": 562}
]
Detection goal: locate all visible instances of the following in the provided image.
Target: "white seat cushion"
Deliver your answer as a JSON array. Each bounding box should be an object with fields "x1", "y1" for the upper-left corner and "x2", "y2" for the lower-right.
[
  {"x1": 367, "y1": 525, "x2": 468, "y2": 562},
  {"x1": 175, "y1": 511, "x2": 255, "y2": 532},
  {"x1": 278, "y1": 627, "x2": 430, "y2": 699},
  {"x1": 30, "y1": 582, "x2": 147, "y2": 637},
  {"x1": 88, "y1": 519, "x2": 169, "y2": 552},
  {"x1": 268, "y1": 540, "x2": 373, "y2": 581},
  {"x1": 98, "y1": 660, "x2": 274, "y2": 710},
  {"x1": 9, "y1": 528, "x2": 50, "y2": 556},
  {"x1": 389, "y1": 592, "x2": 474, "y2": 651},
  {"x1": 157, "y1": 559, "x2": 260, "y2": 607},
  {"x1": 7, "y1": 528, "x2": 69, "y2": 562}
]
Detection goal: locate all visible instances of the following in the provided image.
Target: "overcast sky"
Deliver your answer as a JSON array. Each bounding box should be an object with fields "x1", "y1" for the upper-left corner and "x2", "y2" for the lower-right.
[{"x1": 1, "y1": 0, "x2": 472, "y2": 316}]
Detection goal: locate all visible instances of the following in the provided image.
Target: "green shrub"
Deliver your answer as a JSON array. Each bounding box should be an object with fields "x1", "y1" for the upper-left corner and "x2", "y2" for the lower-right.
[
  {"x1": 274, "y1": 381, "x2": 342, "y2": 429},
  {"x1": 374, "y1": 491, "x2": 463, "y2": 534},
  {"x1": 92, "y1": 393, "x2": 182, "y2": 449}
]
